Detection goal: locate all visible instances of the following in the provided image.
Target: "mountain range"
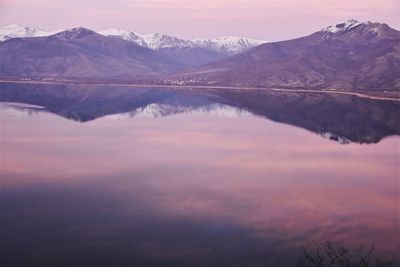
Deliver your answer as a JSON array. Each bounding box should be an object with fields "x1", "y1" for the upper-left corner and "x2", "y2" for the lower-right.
[
  {"x1": 0, "y1": 20, "x2": 399, "y2": 92},
  {"x1": 98, "y1": 28, "x2": 265, "y2": 54},
  {"x1": 0, "y1": 24, "x2": 265, "y2": 67}
]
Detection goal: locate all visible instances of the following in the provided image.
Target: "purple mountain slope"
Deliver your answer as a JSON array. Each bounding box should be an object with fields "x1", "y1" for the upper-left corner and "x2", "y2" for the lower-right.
[
  {"x1": 169, "y1": 20, "x2": 400, "y2": 91},
  {"x1": 0, "y1": 28, "x2": 181, "y2": 80}
]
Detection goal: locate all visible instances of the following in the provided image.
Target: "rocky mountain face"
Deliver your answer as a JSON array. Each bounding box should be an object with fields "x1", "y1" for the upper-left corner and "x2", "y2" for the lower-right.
[
  {"x1": 0, "y1": 27, "x2": 181, "y2": 80},
  {"x1": 171, "y1": 20, "x2": 400, "y2": 91}
]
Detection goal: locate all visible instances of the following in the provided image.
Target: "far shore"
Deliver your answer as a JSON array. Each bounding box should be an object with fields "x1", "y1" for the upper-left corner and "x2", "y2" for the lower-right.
[{"x1": 1, "y1": 79, "x2": 399, "y2": 102}]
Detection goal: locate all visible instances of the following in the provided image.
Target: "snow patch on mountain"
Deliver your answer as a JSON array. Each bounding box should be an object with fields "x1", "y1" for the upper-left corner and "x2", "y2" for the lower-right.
[{"x1": 99, "y1": 29, "x2": 148, "y2": 47}]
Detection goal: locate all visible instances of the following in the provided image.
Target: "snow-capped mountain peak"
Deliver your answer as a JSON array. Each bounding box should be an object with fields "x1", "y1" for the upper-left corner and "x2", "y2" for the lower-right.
[
  {"x1": 100, "y1": 28, "x2": 130, "y2": 37},
  {"x1": 320, "y1": 19, "x2": 394, "y2": 39},
  {"x1": 323, "y1": 19, "x2": 364, "y2": 34},
  {"x1": 0, "y1": 24, "x2": 38, "y2": 41},
  {"x1": 0, "y1": 24, "x2": 63, "y2": 41},
  {"x1": 192, "y1": 36, "x2": 267, "y2": 53},
  {"x1": 53, "y1": 27, "x2": 96, "y2": 40},
  {"x1": 99, "y1": 28, "x2": 267, "y2": 52},
  {"x1": 137, "y1": 32, "x2": 196, "y2": 49},
  {"x1": 100, "y1": 30, "x2": 196, "y2": 49},
  {"x1": 99, "y1": 29, "x2": 148, "y2": 47}
]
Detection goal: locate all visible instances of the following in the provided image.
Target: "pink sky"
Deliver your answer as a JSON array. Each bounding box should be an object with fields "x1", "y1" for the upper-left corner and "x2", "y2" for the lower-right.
[{"x1": 0, "y1": 0, "x2": 399, "y2": 41}]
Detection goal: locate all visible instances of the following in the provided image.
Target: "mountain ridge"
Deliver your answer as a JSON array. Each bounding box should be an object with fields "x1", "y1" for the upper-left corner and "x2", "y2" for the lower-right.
[{"x1": 169, "y1": 20, "x2": 400, "y2": 91}]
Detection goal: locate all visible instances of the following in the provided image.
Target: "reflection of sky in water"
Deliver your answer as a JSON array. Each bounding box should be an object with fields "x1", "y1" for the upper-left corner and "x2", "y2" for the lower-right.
[{"x1": 1, "y1": 104, "x2": 399, "y2": 267}]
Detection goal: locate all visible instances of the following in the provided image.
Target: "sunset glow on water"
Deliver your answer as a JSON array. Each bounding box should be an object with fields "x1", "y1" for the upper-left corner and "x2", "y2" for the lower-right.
[{"x1": 1, "y1": 96, "x2": 399, "y2": 266}]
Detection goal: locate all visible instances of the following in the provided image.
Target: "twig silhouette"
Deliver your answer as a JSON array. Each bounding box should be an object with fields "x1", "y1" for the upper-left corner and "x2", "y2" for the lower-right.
[{"x1": 297, "y1": 242, "x2": 397, "y2": 267}]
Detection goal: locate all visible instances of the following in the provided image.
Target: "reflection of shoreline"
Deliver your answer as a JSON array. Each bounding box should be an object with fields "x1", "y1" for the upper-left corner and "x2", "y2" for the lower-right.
[{"x1": 1, "y1": 79, "x2": 399, "y2": 101}]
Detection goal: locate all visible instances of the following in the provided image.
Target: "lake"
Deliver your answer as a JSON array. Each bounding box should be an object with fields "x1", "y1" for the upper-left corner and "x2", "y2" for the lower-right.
[{"x1": 0, "y1": 83, "x2": 399, "y2": 267}]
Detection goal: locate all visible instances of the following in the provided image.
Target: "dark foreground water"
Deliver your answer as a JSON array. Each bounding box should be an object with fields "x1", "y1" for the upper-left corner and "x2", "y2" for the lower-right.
[{"x1": 0, "y1": 83, "x2": 399, "y2": 267}]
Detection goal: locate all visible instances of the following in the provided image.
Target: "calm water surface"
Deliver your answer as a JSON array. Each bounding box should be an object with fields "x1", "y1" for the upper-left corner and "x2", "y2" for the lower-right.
[{"x1": 0, "y1": 84, "x2": 399, "y2": 267}]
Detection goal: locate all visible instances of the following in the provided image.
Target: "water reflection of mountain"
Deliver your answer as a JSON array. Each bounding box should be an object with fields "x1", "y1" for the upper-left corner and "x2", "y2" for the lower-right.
[
  {"x1": 0, "y1": 82, "x2": 399, "y2": 144},
  {"x1": 101, "y1": 103, "x2": 250, "y2": 120}
]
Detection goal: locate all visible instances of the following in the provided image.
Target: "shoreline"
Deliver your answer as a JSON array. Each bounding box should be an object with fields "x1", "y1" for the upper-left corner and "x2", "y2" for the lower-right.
[{"x1": 1, "y1": 79, "x2": 399, "y2": 102}]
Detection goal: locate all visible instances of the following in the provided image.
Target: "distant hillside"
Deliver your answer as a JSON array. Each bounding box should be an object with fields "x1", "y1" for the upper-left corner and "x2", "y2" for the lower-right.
[
  {"x1": 0, "y1": 28, "x2": 180, "y2": 79},
  {"x1": 170, "y1": 20, "x2": 400, "y2": 92}
]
